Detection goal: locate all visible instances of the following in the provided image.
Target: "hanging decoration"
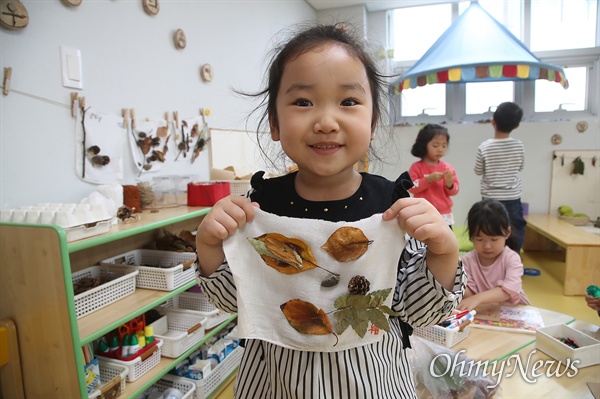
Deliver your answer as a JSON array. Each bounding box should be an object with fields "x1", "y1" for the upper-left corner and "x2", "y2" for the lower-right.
[
  {"x1": 390, "y1": 2, "x2": 568, "y2": 94},
  {"x1": 0, "y1": 0, "x2": 28, "y2": 29}
]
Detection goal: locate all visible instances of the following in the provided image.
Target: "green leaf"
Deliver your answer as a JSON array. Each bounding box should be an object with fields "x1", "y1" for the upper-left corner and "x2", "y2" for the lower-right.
[
  {"x1": 350, "y1": 308, "x2": 370, "y2": 338},
  {"x1": 367, "y1": 309, "x2": 391, "y2": 333},
  {"x1": 347, "y1": 294, "x2": 371, "y2": 309},
  {"x1": 378, "y1": 305, "x2": 398, "y2": 317},
  {"x1": 334, "y1": 308, "x2": 353, "y2": 335},
  {"x1": 369, "y1": 288, "x2": 392, "y2": 306},
  {"x1": 334, "y1": 294, "x2": 350, "y2": 309}
]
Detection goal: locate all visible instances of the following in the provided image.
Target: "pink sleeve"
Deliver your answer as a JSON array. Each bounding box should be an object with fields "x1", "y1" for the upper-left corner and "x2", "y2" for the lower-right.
[
  {"x1": 497, "y1": 249, "x2": 525, "y2": 305},
  {"x1": 461, "y1": 251, "x2": 479, "y2": 293},
  {"x1": 408, "y1": 162, "x2": 429, "y2": 194}
]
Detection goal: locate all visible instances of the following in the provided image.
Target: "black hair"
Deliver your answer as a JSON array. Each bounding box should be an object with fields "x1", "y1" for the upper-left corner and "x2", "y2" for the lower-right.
[
  {"x1": 467, "y1": 199, "x2": 519, "y2": 252},
  {"x1": 410, "y1": 124, "x2": 449, "y2": 159},
  {"x1": 238, "y1": 22, "x2": 393, "y2": 173},
  {"x1": 493, "y1": 102, "x2": 523, "y2": 133}
]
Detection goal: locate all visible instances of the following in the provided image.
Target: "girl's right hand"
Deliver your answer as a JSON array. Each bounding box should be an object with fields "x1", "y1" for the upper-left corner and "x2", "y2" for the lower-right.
[{"x1": 197, "y1": 195, "x2": 258, "y2": 247}]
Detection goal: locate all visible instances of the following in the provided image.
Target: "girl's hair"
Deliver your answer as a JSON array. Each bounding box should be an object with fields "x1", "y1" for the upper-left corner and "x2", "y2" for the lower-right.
[
  {"x1": 467, "y1": 199, "x2": 519, "y2": 252},
  {"x1": 410, "y1": 124, "x2": 449, "y2": 159},
  {"x1": 239, "y1": 22, "x2": 393, "y2": 173}
]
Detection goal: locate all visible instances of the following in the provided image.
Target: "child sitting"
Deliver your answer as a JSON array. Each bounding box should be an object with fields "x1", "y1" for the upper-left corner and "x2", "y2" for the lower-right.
[{"x1": 457, "y1": 199, "x2": 530, "y2": 311}]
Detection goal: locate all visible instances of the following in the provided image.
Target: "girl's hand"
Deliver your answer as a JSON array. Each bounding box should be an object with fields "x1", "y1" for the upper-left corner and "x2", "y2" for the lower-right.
[
  {"x1": 197, "y1": 195, "x2": 258, "y2": 248},
  {"x1": 195, "y1": 195, "x2": 259, "y2": 277},
  {"x1": 584, "y1": 294, "x2": 600, "y2": 311},
  {"x1": 382, "y1": 197, "x2": 455, "y2": 256},
  {"x1": 443, "y1": 170, "x2": 454, "y2": 188},
  {"x1": 426, "y1": 172, "x2": 443, "y2": 183},
  {"x1": 457, "y1": 296, "x2": 480, "y2": 311}
]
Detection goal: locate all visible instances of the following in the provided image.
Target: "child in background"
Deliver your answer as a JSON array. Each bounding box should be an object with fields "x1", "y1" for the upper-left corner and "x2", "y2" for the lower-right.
[
  {"x1": 408, "y1": 124, "x2": 459, "y2": 227},
  {"x1": 195, "y1": 23, "x2": 464, "y2": 398},
  {"x1": 474, "y1": 102, "x2": 526, "y2": 253},
  {"x1": 457, "y1": 199, "x2": 530, "y2": 311}
]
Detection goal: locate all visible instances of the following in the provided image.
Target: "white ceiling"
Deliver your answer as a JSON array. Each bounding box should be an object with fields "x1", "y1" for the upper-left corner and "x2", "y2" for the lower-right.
[{"x1": 305, "y1": 0, "x2": 459, "y2": 12}]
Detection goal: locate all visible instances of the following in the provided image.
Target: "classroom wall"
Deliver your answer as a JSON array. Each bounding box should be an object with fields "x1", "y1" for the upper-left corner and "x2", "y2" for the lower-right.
[{"x1": 0, "y1": 0, "x2": 315, "y2": 208}]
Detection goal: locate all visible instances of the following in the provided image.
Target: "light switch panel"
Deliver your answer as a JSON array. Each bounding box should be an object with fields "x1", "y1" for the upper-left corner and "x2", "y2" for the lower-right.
[{"x1": 60, "y1": 45, "x2": 83, "y2": 89}]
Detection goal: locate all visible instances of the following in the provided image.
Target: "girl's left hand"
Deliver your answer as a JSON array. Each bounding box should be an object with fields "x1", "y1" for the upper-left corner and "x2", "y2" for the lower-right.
[
  {"x1": 443, "y1": 170, "x2": 454, "y2": 187},
  {"x1": 382, "y1": 197, "x2": 456, "y2": 256}
]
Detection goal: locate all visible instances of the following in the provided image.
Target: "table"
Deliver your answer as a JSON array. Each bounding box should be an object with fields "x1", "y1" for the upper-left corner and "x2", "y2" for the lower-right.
[
  {"x1": 453, "y1": 308, "x2": 600, "y2": 398},
  {"x1": 523, "y1": 214, "x2": 600, "y2": 295}
]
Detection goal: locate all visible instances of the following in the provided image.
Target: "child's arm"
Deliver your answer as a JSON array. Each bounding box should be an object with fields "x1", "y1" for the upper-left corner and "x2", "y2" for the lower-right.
[
  {"x1": 382, "y1": 197, "x2": 459, "y2": 291},
  {"x1": 474, "y1": 148, "x2": 484, "y2": 176},
  {"x1": 196, "y1": 195, "x2": 258, "y2": 276},
  {"x1": 457, "y1": 287, "x2": 510, "y2": 310}
]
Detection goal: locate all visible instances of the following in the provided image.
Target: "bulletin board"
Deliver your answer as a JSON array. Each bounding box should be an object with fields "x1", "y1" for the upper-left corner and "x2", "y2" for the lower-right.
[{"x1": 549, "y1": 150, "x2": 600, "y2": 220}]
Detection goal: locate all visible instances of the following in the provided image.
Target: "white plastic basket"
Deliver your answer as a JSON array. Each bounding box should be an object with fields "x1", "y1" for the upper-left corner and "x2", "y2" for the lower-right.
[
  {"x1": 413, "y1": 324, "x2": 471, "y2": 348},
  {"x1": 226, "y1": 180, "x2": 251, "y2": 196},
  {"x1": 162, "y1": 292, "x2": 231, "y2": 330},
  {"x1": 88, "y1": 360, "x2": 128, "y2": 399},
  {"x1": 72, "y1": 265, "x2": 139, "y2": 319},
  {"x1": 145, "y1": 376, "x2": 197, "y2": 399},
  {"x1": 189, "y1": 346, "x2": 244, "y2": 399},
  {"x1": 101, "y1": 249, "x2": 196, "y2": 291},
  {"x1": 150, "y1": 311, "x2": 207, "y2": 358},
  {"x1": 97, "y1": 339, "x2": 163, "y2": 382}
]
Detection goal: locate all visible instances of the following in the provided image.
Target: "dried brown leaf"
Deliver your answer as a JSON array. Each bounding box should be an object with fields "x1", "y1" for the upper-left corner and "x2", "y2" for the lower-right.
[
  {"x1": 248, "y1": 233, "x2": 318, "y2": 275},
  {"x1": 322, "y1": 226, "x2": 372, "y2": 262},
  {"x1": 280, "y1": 299, "x2": 334, "y2": 336}
]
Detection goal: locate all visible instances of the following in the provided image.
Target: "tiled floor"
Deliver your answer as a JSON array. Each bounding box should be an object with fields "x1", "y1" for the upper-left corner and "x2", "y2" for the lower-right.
[{"x1": 215, "y1": 250, "x2": 599, "y2": 399}]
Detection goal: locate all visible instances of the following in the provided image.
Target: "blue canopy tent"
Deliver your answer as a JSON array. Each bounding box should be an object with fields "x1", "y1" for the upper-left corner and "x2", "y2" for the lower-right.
[{"x1": 391, "y1": 1, "x2": 568, "y2": 94}]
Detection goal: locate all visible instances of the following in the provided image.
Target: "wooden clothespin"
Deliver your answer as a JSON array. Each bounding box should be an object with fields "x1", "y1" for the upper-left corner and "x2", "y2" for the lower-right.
[
  {"x1": 3, "y1": 67, "x2": 12, "y2": 96},
  {"x1": 78, "y1": 96, "x2": 86, "y2": 111},
  {"x1": 122, "y1": 108, "x2": 129, "y2": 128},
  {"x1": 71, "y1": 92, "x2": 79, "y2": 117},
  {"x1": 200, "y1": 108, "x2": 206, "y2": 124},
  {"x1": 130, "y1": 108, "x2": 136, "y2": 129},
  {"x1": 174, "y1": 111, "x2": 179, "y2": 129}
]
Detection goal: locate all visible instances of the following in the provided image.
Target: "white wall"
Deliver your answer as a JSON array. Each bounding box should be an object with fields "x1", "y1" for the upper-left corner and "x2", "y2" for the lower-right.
[
  {"x1": 0, "y1": 0, "x2": 315, "y2": 207},
  {"x1": 371, "y1": 119, "x2": 600, "y2": 225}
]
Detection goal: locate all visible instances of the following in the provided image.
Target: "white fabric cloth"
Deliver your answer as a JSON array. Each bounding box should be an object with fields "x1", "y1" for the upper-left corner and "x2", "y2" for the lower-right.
[{"x1": 223, "y1": 208, "x2": 405, "y2": 352}]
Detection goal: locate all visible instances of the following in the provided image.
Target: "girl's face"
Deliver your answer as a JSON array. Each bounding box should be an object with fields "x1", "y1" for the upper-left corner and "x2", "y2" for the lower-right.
[
  {"x1": 472, "y1": 230, "x2": 510, "y2": 266},
  {"x1": 425, "y1": 134, "x2": 448, "y2": 164},
  {"x1": 270, "y1": 43, "x2": 373, "y2": 180}
]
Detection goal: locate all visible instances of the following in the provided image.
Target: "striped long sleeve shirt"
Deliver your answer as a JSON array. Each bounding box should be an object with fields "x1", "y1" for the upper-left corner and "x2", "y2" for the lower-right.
[{"x1": 474, "y1": 138, "x2": 525, "y2": 200}]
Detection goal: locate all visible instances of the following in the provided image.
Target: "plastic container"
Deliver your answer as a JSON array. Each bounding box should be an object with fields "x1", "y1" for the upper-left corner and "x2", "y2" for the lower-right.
[
  {"x1": 154, "y1": 375, "x2": 198, "y2": 399},
  {"x1": 97, "y1": 339, "x2": 164, "y2": 382},
  {"x1": 177, "y1": 346, "x2": 244, "y2": 399},
  {"x1": 72, "y1": 265, "x2": 139, "y2": 319},
  {"x1": 88, "y1": 360, "x2": 129, "y2": 399},
  {"x1": 150, "y1": 311, "x2": 207, "y2": 358},
  {"x1": 536, "y1": 323, "x2": 600, "y2": 368},
  {"x1": 223, "y1": 180, "x2": 251, "y2": 196},
  {"x1": 161, "y1": 292, "x2": 231, "y2": 330},
  {"x1": 413, "y1": 324, "x2": 471, "y2": 348},
  {"x1": 101, "y1": 249, "x2": 196, "y2": 291}
]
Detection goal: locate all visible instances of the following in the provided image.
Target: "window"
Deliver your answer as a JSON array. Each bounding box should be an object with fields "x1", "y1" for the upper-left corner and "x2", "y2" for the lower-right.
[{"x1": 391, "y1": 0, "x2": 599, "y2": 124}]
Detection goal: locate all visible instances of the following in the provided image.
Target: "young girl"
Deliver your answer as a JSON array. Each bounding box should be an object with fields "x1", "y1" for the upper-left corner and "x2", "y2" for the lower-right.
[
  {"x1": 408, "y1": 124, "x2": 459, "y2": 227},
  {"x1": 195, "y1": 23, "x2": 464, "y2": 398},
  {"x1": 457, "y1": 199, "x2": 530, "y2": 311}
]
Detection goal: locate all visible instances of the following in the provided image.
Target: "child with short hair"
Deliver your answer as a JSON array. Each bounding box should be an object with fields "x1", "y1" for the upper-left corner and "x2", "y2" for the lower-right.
[
  {"x1": 195, "y1": 23, "x2": 465, "y2": 398},
  {"x1": 474, "y1": 101, "x2": 526, "y2": 252},
  {"x1": 457, "y1": 199, "x2": 530, "y2": 311},
  {"x1": 408, "y1": 124, "x2": 459, "y2": 227}
]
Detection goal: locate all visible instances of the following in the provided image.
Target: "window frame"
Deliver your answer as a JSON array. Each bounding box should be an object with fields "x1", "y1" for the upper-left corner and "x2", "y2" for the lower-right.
[{"x1": 389, "y1": 0, "x2": 600, "y2": 125}]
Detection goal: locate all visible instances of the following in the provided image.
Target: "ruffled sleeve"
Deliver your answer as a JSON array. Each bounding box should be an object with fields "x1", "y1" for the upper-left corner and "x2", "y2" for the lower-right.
[{"x1": 393, "y1": 171, "x2": 414, "y2": 201}]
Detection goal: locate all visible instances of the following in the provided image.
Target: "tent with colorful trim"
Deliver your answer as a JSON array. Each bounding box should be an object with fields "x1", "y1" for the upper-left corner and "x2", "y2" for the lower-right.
[{"x1": 390, "y1": 1, "x2": 568, "y2": 94}]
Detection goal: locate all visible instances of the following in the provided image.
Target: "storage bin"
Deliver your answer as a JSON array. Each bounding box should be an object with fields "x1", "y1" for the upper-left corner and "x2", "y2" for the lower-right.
[
  {"x1": 88, "y1": 360, "x2": 128, "y2": 399},
  {"x1": 162, "y1": 292, "x2": 231, "y2": 330},
  {"x1": 97, "y1": 339, "x2": 164, "y2": 382},
  {"x1": 536, "y1": 323, "x2": 600, "y2": 368},
  {"x1": 72, "y1": 265, "x2": 139, "y2": 319},
  {"x1": 101, "y1": 249, "x2": 196, "y2": 291},
  {"x1": 141, "y1": 376, "x2": 196, "y2": 399},
  {"x1": 150, "y1": 311, "x2": 207, "y2": 358},
  {"x1": 413, "y1": 324, "x2": 471, "y2": 348},
  {"x1": 180, "y1": 346, "x2": 244, "y2": 399}
]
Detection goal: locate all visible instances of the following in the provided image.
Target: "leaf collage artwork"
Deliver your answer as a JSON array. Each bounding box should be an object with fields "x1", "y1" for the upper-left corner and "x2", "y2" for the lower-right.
[{"x1": 248, "y1": 227, "x2": 396, "y2": 346}]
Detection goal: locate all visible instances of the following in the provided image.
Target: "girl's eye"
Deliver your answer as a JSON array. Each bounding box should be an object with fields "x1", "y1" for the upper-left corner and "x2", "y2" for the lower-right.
[
  {"x1": 341, "y1": 98, "x2": 358, "y2": 106},
  {"x1": 294, "y1": 99, "x2": 312, "y2": 107}
]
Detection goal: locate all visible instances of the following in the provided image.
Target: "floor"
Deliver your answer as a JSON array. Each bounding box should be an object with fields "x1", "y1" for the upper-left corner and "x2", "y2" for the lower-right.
[{"x1": 214, "y1": 250, "x2": 599, "y2": 399}]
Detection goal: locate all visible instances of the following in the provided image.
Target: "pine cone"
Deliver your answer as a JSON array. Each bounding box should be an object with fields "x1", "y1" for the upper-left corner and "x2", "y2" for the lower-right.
[{"x1": 348, "y1": 275, "x2": 370, "y2": 295}]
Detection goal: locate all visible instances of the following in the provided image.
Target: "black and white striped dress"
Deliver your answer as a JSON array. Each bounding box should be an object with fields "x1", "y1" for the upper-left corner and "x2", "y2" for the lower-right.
[{"x1": 196, "y1": 171, "x2": 466, "y2": 399}]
